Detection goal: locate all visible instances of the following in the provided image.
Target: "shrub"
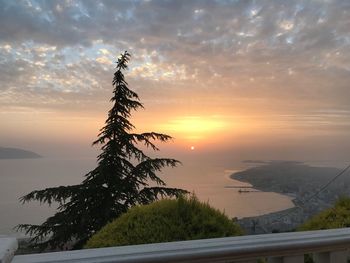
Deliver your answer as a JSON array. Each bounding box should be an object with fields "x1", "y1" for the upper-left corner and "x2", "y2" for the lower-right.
[
  {"x1": 298, "y1": 197, "x2": 350, "y2": 263},
  {"x1": 85, "y1": 196, "x2": 243, "y2": 248},
  {"x1": 298, "y1": 197, "x2": 350, "y2": 231}
]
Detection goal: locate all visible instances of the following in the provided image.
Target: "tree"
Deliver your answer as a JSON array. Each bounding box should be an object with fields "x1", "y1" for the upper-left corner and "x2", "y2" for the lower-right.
[{"x1": 17, "y1": 51, "x2": 187, "y2": 250}]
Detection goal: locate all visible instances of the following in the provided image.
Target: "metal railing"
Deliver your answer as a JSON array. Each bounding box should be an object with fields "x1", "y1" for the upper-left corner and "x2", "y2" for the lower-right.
[{"x1": 2, "y1": 228, "x2": 350, "y2": 263}]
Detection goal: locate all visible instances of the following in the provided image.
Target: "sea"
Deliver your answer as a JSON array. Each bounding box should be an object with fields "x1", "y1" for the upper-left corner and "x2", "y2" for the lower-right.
[{"x1": 0, "y1": 156, "x2": 314, "y2": 237}]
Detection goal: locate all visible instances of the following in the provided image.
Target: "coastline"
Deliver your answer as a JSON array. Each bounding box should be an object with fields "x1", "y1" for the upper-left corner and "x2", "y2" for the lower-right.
[{"x1": 230, "y1": 161, "x2": 347, "y2": 234}]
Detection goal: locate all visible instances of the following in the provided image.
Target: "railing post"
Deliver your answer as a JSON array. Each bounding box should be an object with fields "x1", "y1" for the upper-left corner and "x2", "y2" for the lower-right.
[
  {"x1": 268, "y1": 257, "x2": 283, "y2": 263},
  {"x1": 283, "y1": 255, "x2": 304, "y2": 263},
  {"x1": 313, "y1": 252, "x2": 330, "y2": 263},
  {"x1": 330, "y1": 250, "x2": 348, "y2": 263},
  {"x1": 0, "y1": 237, "x2": 18, "y2": 263},
  {"x1": 313, "y1": 250, "x2": 348, "y2": 263},
  {"x1": 268, "y1": 255, "x2": 304, "y2": 263}
]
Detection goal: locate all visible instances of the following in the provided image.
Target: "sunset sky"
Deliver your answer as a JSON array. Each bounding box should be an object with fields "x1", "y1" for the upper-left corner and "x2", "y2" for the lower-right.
[{"x1": 1, "y1": 0, "x2": 350, "y2": 161}]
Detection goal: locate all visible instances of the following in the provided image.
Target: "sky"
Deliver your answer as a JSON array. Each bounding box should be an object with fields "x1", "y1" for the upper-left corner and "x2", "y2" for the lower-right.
[{"x1": 1, "y1": 0, "x2": 350, "y2": 162}]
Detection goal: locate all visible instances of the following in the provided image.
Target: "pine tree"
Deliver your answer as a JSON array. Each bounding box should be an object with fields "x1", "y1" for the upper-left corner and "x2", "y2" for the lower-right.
[{"x1": 17, "y1": 51, "x2": 187, "y2": 249}]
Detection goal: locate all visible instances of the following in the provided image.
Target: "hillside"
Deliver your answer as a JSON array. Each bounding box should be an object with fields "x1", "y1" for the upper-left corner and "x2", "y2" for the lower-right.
[{"x1": 0, "y1": 147, "x2": 41, "y2": 159}]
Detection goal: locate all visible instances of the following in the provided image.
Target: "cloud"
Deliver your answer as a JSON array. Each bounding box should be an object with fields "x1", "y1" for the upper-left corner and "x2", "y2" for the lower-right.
[{"x1": 0, "y1": 0, "x2": 349, "y2": 122}]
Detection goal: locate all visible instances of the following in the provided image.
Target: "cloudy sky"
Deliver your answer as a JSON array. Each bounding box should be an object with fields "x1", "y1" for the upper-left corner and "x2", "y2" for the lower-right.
[{"x1": 1, "y1": 0, "x2": 350, "y2": 161}]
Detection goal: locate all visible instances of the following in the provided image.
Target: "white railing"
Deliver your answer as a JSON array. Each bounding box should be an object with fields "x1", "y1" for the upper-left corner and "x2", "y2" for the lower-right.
[{"x1": 2, "y1": 228, "x2": 350, "y2": 263}]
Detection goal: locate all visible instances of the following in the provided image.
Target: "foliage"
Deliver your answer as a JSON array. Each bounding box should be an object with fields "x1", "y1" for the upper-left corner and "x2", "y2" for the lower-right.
[
  {"x1": 85, "y1": 196, "x2": 243, "y2": 248},
  {"x1": 298, "y1": 197, "x2": 350, "y2": 263},
  {"x1": 298, "y1": 197, "x2": 350, "y2": 231},
  {"x1": 17, "y1": 51, "x2": 187, "y2": 250}
]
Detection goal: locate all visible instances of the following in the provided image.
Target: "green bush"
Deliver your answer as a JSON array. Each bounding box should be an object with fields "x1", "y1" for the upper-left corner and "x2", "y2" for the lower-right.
[
  {"x1": 298, "y1": 197, "x2": 350, "y2": 231},
  {"x1": 85, "y1": 196, "x2": 243, "y2": 248},
  {"x1": 298, "y1": 197, "x2": 350, "y2": 263}
]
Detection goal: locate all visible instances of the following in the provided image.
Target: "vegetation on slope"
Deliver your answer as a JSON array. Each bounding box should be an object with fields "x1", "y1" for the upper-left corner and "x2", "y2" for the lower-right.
[
  {"x1": 297, "y1": 197, "x2": 350, "y2": 263},
  {"x1": 85, "y1": 196, "x2": 243, "y2": 248},
  {"x1": 298, "y1": 197, "x2": 350, "y2": 231}
]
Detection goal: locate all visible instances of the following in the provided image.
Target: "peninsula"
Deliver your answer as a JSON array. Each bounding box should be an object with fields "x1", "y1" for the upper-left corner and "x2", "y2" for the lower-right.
[{"x1": 232, "y1": 161, "x2": 349, "y2": 234}]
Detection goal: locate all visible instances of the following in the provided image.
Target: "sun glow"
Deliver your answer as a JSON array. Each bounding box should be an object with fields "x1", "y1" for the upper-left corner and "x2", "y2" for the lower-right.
[{"x1": 159, "y1": 116, "x2": 228, "y2": 142}]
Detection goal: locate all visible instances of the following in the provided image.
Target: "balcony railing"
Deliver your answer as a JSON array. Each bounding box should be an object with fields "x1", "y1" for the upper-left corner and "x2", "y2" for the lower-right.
[{"x1": 1, "y1": 228, "x2": 350, "y2": 263}]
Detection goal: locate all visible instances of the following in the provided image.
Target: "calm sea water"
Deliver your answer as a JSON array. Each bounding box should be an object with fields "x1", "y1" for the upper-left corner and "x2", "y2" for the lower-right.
[{"x1": 0, "y1": 157, "x2": 294, "y2": 237}]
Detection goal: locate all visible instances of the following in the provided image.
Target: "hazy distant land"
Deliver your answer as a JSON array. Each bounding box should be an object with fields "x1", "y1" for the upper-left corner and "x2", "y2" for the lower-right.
[
  {"x1": 0, "y1": 147, "x2": 41, "y2": 159},
  {"x1": 232, "y1": 161, "x2": 350, "y2": 233},
  {"x1": 231, "y1": 161, "x2": 342, "y2": 196}
]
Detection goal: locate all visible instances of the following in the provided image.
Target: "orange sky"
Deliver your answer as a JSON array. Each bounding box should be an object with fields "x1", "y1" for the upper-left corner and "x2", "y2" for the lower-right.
[{"x1": 0, "y1": 1, "x2": 350, "y2": 161}]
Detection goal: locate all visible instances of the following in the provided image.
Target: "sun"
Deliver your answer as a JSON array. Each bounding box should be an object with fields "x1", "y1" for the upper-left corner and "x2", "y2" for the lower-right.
[{"x1": 190, "y1": 146, "x2": 195, "y2": 150}]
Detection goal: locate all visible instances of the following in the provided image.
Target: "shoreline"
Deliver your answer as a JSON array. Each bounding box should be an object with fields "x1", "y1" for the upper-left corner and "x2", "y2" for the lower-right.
[{"x1": 230, "y1": 161, "x2": 346, "y2": 234}]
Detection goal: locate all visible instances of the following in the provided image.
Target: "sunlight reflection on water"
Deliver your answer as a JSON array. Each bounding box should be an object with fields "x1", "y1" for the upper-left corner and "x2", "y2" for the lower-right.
[{"x1": 0, "y1": 157, "x2": 294, "y2": 236}]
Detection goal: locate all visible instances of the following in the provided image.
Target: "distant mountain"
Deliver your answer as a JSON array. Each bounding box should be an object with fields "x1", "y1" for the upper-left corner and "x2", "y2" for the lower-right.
[{"x1": 0, "y1": 147, "x2": 41, "y2": 159}]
